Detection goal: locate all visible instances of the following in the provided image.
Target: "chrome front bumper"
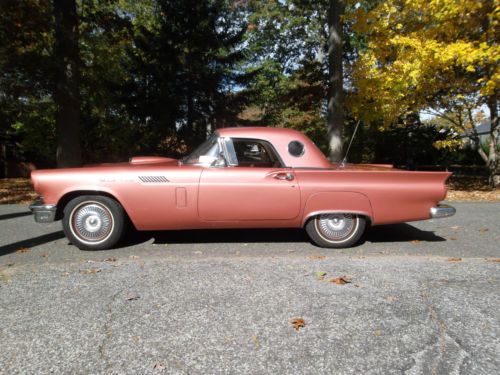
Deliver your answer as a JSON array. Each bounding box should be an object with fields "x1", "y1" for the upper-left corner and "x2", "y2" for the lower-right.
[
  {"x1": 430, "y1": 204, "x2": 456, "y2": 219},
  {"x1": 29, "y1": 199, "x2": 57, "y2": 223}
]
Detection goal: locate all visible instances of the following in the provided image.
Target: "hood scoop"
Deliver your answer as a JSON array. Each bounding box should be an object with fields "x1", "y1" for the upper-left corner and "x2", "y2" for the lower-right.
[{"x1": 129, "y1": 156, "x2": 177, "y2": 165}]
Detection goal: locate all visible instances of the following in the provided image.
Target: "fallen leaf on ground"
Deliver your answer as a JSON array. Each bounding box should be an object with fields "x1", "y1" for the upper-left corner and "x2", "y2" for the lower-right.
[
  {"x1": 486, "y1": 258, "x2": 500, "y2": 263},
  {"x1": 16, "y1": 247, "x2": 30, "y2": 253},
  {"x1": 152, "y1": 362, "x2": 165, "y2": 372},
  {"x1": 315, "y1": 271, "x2": 327, "y2": 280},
  {"x1": 290, "y1": 318, "x2": 306, "y2": 331},
  {"x1": 386, "y1": 296, "x2": 398, "y2": 303},
  {"x1": 105, "y1": 257, "x2": 117, "y2": 262},
  {"x1": 308, "y1": 255, "x2": 326, "y2": 260},
  {"x1": 40, "y1": 253, "x2": 48, "y2": 258},
  {"x1": 251, "y1": 334, "x2": 260, "y2": 349},
  {"x1": 450, "y1": 226, "x2": 460, "y2": 230},
  {"x1": 328, "y1": 276, "x2": 352, "y2": 285},
  {"x1": 131, "y1": 335, "x2": 140, "y2": 343},
  {"x1": 129, "y1": 255, "x2": 140, "y2": 259},
  {"x1": 411, "y1": 240, "x2": 421, "y2": 244},
  {"x1": 373, "y1": 329, "x2": 382, "y2": 336},
  {"x1": 61, "y1": 272, "x2": 70, "y2": 277},
  {"x1": 80, "y1": 268, "x2": 101, "y2": 274},
  {"x1": 125, "y1": 293, "x2": 140, "y2": 301},
  {"x1": 447, "y1": 237, "x2": 457, "y2": 241},
  {"x1": 478, "y1": 228, "x2": 489, "y2": 232},
  {"x1": 0, "y1": 272, "x2": 12, "y2": 284},
  {"x1": 447, "y1": 257, "x2": 462, "y2": 262}
]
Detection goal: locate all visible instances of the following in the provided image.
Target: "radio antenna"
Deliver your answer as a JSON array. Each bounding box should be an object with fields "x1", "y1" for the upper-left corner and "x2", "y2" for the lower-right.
[{"x1": 340, "y1": 120, "x2": 361, "y2": 167}]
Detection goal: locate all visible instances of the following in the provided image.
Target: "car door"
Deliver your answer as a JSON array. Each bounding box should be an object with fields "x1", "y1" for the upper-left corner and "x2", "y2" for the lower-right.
[{"x1": 198, "y1": 138, "x2": 301, "y2": 221}]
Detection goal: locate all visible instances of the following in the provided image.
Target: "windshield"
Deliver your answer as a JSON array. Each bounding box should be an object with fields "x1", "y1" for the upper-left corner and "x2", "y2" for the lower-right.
[{"x1": 182, "y1": 135, "x2": 220, "y2": 166}]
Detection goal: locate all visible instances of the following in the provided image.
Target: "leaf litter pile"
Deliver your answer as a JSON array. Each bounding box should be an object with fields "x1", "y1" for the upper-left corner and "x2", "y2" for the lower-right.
[
  {"x1": 0, "y1": 179, "x2": 38, "y2": 204},
  {"x1": 446, "y1": 176, "x2": 500, "y2": 202}
]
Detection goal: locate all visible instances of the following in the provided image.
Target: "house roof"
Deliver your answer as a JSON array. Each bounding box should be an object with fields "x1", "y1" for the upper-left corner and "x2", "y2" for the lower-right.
[{"x1": 461, "y1": 120, "x2": 492, "y2": 138}]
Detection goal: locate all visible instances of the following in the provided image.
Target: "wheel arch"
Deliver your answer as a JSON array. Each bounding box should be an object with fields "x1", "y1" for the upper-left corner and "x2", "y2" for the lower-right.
[
  {"x1": 56, "y1": 190, "x2": 131, "y2": 223},
  {"x1": 301, "y1": 191, "x2": 374, "y2": 227},
  {"x1": 303, "y1": 210, "x2": 372, "y2": 227}
]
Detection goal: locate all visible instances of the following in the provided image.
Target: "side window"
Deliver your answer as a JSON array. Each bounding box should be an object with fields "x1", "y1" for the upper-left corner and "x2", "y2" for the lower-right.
[
  {"x1": 288, "y1": 140, "x2": 305, "y2": 157},
  {"x1": 231, "y1": 139, "x2": 282, "y2": 168},
  {"x1": 182, "y1": 135, "x2": 221, "y2": 166}
]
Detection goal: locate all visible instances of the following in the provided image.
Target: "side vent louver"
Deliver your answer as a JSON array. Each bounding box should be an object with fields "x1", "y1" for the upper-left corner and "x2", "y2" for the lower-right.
[{"x1": 138, "y1": 176, "x2": 169, "y2": 183}]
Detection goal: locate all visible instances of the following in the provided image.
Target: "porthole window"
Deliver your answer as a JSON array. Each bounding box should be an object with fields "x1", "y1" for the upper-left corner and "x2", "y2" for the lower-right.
[{"x1": 288, "y1": 141, "x2": 305, "y2": 157}]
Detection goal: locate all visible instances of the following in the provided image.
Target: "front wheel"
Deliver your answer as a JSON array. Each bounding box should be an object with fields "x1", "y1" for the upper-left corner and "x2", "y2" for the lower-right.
[
  {"x1": 305, "y1": 213, "x2": 366, "y2": 248},
  {"x1": 62, "y1": 195, "x2": 125, "y2": 250}
]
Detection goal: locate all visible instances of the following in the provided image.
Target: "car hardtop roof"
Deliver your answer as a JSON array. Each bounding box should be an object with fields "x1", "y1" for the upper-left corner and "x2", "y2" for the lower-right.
[
  {"x1": 216, "y1": 126, "x2": 306, "y2": 139},
  {"x1": 215, "y1": 126, "x2": 332, "y2": 169}
]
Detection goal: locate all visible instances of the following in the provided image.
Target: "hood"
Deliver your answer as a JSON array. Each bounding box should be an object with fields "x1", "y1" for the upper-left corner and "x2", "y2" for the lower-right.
[{"x1": 84, "y1": 156, "x2": 179, "y2": 168}]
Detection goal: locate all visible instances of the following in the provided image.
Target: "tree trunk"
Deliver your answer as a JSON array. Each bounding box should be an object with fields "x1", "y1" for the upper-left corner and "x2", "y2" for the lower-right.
[
  {"x1": 487, "y1": 95, "x2": 499, "y2": 188},
  {"x1": 186, "y1": 83, "x2": 196, "y2": 145},
  {"x1": 53, "y1": 0, "x2": 82, "y2": 168},
  {"x1": 326, "y1": 0, "x2": 345, "y2": 162}
]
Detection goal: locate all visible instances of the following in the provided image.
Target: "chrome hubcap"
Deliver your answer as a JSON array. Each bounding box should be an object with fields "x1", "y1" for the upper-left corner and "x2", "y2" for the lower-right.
[
  {"x1": 316, "y1": 214, "x2": 356, "y2": 241},
  {"x1": 71, "y1": 203, "x2": 113, "y2": 243}
]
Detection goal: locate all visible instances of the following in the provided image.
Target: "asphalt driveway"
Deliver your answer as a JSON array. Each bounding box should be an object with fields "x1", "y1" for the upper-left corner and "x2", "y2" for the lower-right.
[{"x1": 0, "y1": 202, "x2": 499, "y2": 374}]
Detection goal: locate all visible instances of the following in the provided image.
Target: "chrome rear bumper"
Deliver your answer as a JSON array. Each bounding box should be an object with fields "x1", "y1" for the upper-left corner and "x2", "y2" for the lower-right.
[
  {"x1": 29, "y1": 198, "x2": 57, "y2": 223},
  {"x1": 430, "y1": 204, "x2": 456, "y2": 219}
]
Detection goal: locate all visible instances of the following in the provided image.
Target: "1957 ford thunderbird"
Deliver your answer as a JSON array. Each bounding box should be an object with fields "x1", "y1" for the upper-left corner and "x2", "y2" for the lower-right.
[{"x1": 30, "y1": 127, "x2": 455, "y2": 250}]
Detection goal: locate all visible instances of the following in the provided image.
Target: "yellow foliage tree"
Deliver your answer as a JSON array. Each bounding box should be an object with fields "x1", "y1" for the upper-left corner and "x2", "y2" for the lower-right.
[{"x1": 349, "y1": 0, "x2": 499, "y2": 186}]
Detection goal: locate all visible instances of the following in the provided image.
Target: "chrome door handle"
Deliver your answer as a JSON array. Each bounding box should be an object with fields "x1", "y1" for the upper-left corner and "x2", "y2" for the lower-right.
[{"x1": 273, "y1": 172, "x2": 294, "y2": 181}]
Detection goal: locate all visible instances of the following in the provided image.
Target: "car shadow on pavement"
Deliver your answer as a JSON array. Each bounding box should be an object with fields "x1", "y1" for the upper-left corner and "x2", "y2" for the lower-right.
[
  {"x1": 0, "y1": 231, "x2": 66, "y2": 256},
  {"x1": 365, "y1": 223, "x2": 445, "y2": 243},
  {"x1": 121, "y1": 223, "x2": 445, "y2": 248},
  {"x1": 0, "y1": 211, "x2": 33, "y2": 221},
  {"x1": 123, "y1": 228, "x2": 310, "y2": 246}
]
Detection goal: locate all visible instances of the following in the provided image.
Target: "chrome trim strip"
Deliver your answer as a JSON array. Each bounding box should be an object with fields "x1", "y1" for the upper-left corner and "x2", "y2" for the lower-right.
[
  {"x1": 138, "y1": 175, "x2": 169, "y2": 183},
  {"x1": 430, "y1": 204, "x2": 456, "y2": 219}
]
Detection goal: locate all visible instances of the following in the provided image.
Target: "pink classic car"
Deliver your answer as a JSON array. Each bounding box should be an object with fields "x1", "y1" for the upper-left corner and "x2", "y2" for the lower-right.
[{"x1": 30, "y1": 127, "x2": 455, "y2": 250}]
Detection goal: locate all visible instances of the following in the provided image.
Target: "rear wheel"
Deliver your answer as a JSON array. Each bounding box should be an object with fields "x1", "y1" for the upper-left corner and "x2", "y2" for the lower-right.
[
  {"x1": 305, "y1": 213, "x2": 366, "y2": 248},
  {"x1": 62, "y1": 195, "x2": 125, "y2": 250}
]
